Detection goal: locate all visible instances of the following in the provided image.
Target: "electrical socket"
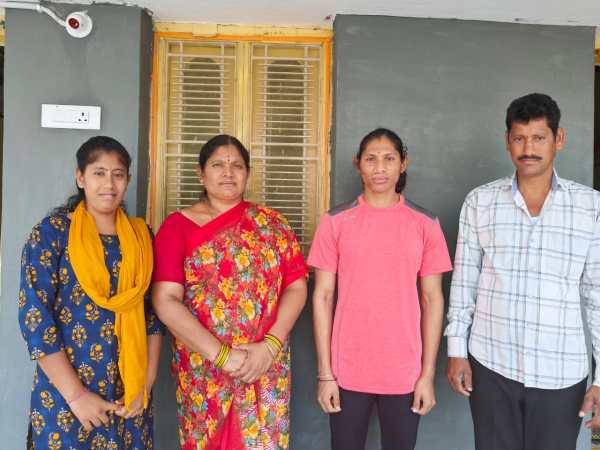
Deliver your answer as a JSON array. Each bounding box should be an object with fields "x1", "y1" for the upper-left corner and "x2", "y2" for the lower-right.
[
  {"x1": 41, "y1": 104, "x2": 101, "y2": 130},
  {"x1": 76, "y1": 111, "x2": 89, "y2": 124}
]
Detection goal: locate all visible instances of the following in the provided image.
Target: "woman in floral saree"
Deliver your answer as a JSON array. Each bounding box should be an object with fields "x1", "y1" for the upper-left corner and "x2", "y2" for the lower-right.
[{"x1": 152, "y1": 134, "x2": 307, "y2": 450}]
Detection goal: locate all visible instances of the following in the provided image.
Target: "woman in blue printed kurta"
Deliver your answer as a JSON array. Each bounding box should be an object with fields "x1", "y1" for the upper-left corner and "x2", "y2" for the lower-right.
[{"x1": 18, "y1": 136, "x2": 162, "y2": 450}]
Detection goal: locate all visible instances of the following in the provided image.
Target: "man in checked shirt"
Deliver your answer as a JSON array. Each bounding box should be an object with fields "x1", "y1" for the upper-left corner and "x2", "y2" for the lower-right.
[{"x1": 445, "y1": 92, "x2": 600, "y2": 450}]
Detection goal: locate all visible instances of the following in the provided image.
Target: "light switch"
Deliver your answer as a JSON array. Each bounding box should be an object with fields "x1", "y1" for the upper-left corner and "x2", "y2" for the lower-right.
[{"x1": 41, "y1": 104, "x2": 101, "y2": 130}]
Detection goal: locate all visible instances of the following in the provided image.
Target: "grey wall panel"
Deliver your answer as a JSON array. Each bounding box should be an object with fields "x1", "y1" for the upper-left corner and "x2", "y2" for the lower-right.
[{"x1": 0, "y1": 5, "x2": 152, "y2": 447}]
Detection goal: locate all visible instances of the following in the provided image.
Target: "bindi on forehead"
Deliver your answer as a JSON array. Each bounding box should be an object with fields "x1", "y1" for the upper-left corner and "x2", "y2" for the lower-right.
[{"x1": 212, "y1": 146, "x2": 244, "y2": 163}]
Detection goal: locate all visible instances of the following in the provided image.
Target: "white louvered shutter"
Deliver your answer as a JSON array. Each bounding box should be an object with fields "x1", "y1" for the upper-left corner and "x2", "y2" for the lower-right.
[
  {"x1": 164, "y1": 41, "x2": 237, "y2": 215},
  {"x1": 155, "y1": 38, "x2": 327, "y2": 252},
  {"x1": 248, "y1": 43, "x2": 323, "y2": 250}
]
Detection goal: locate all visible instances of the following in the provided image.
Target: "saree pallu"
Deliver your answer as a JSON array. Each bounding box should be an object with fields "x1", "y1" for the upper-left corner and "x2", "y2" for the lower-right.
[{"x1": 172, "y1": 201, "x2": 306, "y2": 450}]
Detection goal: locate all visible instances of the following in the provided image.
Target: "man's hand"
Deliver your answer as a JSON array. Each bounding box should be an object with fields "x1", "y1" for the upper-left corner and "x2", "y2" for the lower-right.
[
  {"x1": 579, "y1": 385, "x2": 600, "y2": 428},
  {"x1": 447, "y1": 357, "x2": 473, "y2": 396}
]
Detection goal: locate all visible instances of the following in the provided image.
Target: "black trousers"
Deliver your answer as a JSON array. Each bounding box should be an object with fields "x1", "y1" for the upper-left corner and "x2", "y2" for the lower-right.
[
  {"x1": 469, "y1": 355, "x2": 587, "y2": 450},
  {"x1": 329, "y1": 387, "x2": 420, "y2": 450}
]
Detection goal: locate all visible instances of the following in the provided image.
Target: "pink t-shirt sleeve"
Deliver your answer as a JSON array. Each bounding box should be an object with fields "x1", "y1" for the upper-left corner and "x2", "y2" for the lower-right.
[
  {"x1": 153, "y1": 213, "x2": 186, "y2": 285},
  {"x1": 307, "y1": 213, "x2": 338, "y2": 273},
  {"x1": 418, "y1": 218, "x2": 453, "y2": 277}
]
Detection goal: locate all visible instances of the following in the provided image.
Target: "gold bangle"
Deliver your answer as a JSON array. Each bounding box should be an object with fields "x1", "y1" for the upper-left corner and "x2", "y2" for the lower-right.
[
  {"x1": 263, "y1": 340, "x2": 277, "y2": 360},
  {"x1": 220, "y1": 346, "x2": 231, "y2": 368},
  {"x1": 264, "y1": 333, "x2": 283, "y2": 351},
  {"x1": 214, "y1": 345, "x2": 223, "y2": 366},
  {"x1": 214, "y1": 344, "x2": 230, "y2": 368},
  {"x1": 264, "y1": 333, "x2": 282, "y2": 346},
  {"x1": 214, "y1": 347, "x2": 224, "y2": 368},
  {"x1": 266, "y1": 333, "x2": 283, "y2": 347}
]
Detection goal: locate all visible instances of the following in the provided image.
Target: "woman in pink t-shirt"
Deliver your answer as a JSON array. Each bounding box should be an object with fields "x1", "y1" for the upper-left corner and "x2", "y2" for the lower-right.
[{"x1": 308, "y1": 128, "x2": 452, "y2": 450}]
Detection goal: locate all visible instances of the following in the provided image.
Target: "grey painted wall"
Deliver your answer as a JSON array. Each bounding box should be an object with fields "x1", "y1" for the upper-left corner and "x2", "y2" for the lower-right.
[
  {"x1": 307, "y1": 14, "x2": 595, "y2": 450},
  {"x1": 0, "y1": 4, "x2": 153, "y2": 448}
]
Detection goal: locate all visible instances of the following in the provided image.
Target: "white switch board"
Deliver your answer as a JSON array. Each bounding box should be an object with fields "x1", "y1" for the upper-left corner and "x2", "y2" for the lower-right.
[{"x1": 41, "y1": 104, "x2": 101, "y2": 130}]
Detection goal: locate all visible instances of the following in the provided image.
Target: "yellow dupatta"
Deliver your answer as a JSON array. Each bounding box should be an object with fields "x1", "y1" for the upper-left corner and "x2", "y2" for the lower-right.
[{"x1": 68, "y1": 202, "x2": 153, "y2": 411}]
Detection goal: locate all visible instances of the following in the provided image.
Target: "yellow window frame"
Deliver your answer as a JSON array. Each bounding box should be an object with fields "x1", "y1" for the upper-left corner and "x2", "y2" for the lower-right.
[{"x1": 148, "y1": 24, "x2": 333, "y2": 233}]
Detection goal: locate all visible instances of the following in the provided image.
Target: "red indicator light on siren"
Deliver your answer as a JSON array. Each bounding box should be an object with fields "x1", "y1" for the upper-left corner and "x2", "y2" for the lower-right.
[
  {"x1": 68, "y1": 17, "x2": 80, "y2": 29},
  {"x1": 65, "y1": 11, "x2": 92, "y2": 38}
]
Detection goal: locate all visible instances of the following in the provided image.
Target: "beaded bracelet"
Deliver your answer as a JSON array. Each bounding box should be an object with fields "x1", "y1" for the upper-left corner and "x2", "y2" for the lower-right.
[{"x1": 213, "y1": 343, "x2": 231, "y2": 369}]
